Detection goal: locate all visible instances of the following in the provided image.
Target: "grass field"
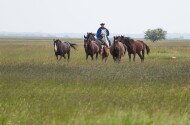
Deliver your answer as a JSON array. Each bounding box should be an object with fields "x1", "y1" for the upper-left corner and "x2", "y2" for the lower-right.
[{"x1": 0, "y1": 38, "x2": 190, "y2": 125}]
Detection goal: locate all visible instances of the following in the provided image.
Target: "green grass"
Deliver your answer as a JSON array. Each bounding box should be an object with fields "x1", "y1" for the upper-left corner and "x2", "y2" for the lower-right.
[{"x1": 0, "y1": 38, "x2": 190, "y2": 125}]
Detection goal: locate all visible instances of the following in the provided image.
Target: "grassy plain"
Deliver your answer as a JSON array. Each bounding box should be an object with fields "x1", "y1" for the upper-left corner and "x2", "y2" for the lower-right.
[{"x1": 0, "y1": 38, "x2": 190, "y2": 125}]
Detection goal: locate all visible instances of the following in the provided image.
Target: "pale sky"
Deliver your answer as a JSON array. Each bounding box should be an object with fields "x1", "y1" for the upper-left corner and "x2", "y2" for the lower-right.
[{"x1": 0, "y1": 0, "x2": 190, "y2": 34}]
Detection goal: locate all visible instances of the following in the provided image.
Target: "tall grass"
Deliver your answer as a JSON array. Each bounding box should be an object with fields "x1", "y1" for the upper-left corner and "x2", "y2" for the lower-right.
[{"x1": 0, "y1": 38, "x2": 190, "y2": 125}]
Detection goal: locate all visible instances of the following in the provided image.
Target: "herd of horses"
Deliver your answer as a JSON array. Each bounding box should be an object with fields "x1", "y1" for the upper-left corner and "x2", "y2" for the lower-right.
[{"x1": 53, "y1": 33, "x2": 150, "y2": 62}]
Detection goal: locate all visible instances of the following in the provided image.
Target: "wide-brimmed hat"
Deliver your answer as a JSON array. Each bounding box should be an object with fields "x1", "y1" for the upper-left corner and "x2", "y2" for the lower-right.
[{"x1": 100, "y1": 23, "x2": 105, "y2": 25}]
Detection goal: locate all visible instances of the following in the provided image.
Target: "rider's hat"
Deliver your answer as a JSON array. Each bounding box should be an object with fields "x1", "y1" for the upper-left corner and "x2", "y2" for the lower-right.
[{"x1": 100, "y1": 23, "x2": 105, "y2": 25}]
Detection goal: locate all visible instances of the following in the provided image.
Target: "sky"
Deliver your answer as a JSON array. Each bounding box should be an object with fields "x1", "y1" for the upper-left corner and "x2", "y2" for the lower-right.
[{"x1": 0, "y1": 0, "x2": 190, "y2": 34}]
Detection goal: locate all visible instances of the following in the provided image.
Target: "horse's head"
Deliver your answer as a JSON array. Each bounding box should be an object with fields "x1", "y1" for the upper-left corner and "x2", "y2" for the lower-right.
[
  {"x1": 115, "y1": 35, "x2": 124, "y2": 43},
  {"x1": 122, "y1": 37, "x2": 134, "y2": 52},
  {"x1": 124, "y1": 37, "x2": 132, "y2": 45},
  {"x1": 120, "y1": 35, "x2": 125, "y2": 42},
  {"x1": 53, "y1": 39, "x2": 61, "y2": 52},
  {"x1": 84, "y1": 34, "x2": 94, "y2": 48},
  {"x1": 84, "y1": 35, "x2": 88, "y2": 48},
  {"x1": 112, "y1": 36, "x2": 120, "y2": 50},
  {"x1": 53, "y1": 39, "x2": 58, "y2": 52},
  {"x1": 113, "y1": 36, "x2": 120, "y2": 44},
  {"x1": 87, "y1": 32, "x2": 95, "y2": 37},
  {"x1": 86, "y1": 32, "x2": 96, "y2": 42}
]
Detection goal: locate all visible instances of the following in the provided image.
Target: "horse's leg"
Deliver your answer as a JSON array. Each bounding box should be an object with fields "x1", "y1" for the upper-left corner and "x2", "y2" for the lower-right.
[
  {"x1": 102, "y1": 54, "x2": 107, "y2": 62},
  {"x1": 55, "y1": 55, "x2": 58, "y2": 60},
  {"x1": 90, "y1": 54, "x2": 94, "y2": 60},
  {"x1": 118, "y1": 58, "x2": 121, "y2": 63},
  {"x1": 63, "y1": 54, "x2": 66, "y2": 60},
  {"x1": 114, "y1": 56, "x2": 117, "y2": 62},
  {"x1": 117, "y1": 57, "x2": 120, "y2": 63},
  {"x1": 133, "y1": 53, "x2": 136, "y2": 62},
  {"x1": 102, "y1": 56, "x2": 106, "y2": 62},
  {"x1": 128, "y1": 53, "x2": 131, "y2": 62},
  {"x1": 119, "y1": 54, "x2": 121, "y2": 62},
  {"x1": 96, "y1": 53, "x2": 98, "y2": 60},
  {"x1": 116, "y1": 54, "x2": 120, "y2": 63},
  {"x1": 91, "y1": 49, "x2": 94, "y2": 60},
  {"x1": 112, "y1": 56, "x2": 116, "y2": 62},
  {"x1": 105, "y1": 57, "x2": 108, "y2": 62},
  {"x1": 142, "y1": 49, "x2": 145, "y2": 60},
  {"x1": 98, "y1": 42, "x2": 102, "y2": 54},
  {"x1": 102, "y1": 54, "x2": 104, "y2": 62},
  {"x1": 86, "y1": 54, "x2": 88, "y2": 60},
  {"x1": 59, "y1": 55, "x2": 62, "y2": 60},
  {"x1": 137, "y1": 52, "x2": 143, "y2": 62},
  {"x1": 67, "y1": 51, "x2": 70, "y2": 61},
  {"x1": 113, "y1": 57, "x2": 115, "y2": 62}
]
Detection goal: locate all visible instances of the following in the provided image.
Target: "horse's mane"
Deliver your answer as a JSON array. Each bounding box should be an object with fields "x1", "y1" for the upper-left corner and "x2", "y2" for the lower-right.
[
  {"x1": 87, "y1": 32, "x2": 95, "y2": 36},
  {"x1": 120, "y1": 36, "x2": 134, "y2": 51},
  {"x1": 55, "y1": 39, "x2": 62, "y2": 43},
  {"x1": 87, "y1": 32, "x2": 95, "y2": 37},
  {"x1": 122, "y1": 36, "x2": 134, "y2": 42},
  {"x1": 86, "y1": 32, "x2": 96, "y2": 41}
]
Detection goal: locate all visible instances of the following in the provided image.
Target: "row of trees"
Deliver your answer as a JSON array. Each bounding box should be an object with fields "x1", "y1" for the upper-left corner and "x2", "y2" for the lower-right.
[{"x1": 144, "y1": 28, "x2": 167, "y2": 42}]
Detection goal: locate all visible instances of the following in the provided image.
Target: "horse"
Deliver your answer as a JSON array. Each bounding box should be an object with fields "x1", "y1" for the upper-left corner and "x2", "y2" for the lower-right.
[
  {"x1": 85, "y1": 32, "x2": 102, "y2": 54},
  {"x1": 84, "y1": 35, "x2": 100, "y2": 60},
  {"x1": 101, "y1": 33, "x2": 110, "y2": 62},
  {"x1": 118, "y1": 36, "x2": 150, "y2": 62},
  {"x1": 53, "y1": 39, "x2": 77, "y2": 60},
  {"x1": 110, "y1": 36, "x2": 126, "y2": 62}
]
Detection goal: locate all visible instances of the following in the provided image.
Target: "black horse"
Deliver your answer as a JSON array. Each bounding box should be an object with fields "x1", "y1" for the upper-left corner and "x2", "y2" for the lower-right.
[{"x1": 53, "y1": 39, "x2": 77, "y2": 60}]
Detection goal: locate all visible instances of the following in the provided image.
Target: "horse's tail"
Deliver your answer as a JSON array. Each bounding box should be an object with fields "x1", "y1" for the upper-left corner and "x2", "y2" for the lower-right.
[
  {"x1": 67, "y1": 42, "x2": 77, "y2": 50},
  {"x1": 144, "y1": 43, "x2": 150, "y2": 55}
]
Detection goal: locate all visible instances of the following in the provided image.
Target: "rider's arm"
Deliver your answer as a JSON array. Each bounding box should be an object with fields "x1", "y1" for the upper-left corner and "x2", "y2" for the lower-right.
[{"x1": 96, "y1": 28, "x2": 102, "y2": 39}]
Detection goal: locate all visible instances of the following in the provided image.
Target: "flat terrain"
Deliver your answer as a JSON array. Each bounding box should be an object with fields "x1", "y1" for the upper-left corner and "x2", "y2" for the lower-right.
[{"x1": 0, "y1": 38, "x2": 190, "y2": 125}]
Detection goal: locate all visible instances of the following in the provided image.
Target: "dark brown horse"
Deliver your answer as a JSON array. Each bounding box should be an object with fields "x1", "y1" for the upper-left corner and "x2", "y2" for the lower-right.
[
  {"x1": 53, "y1": 39, "x2": 77, "y2": 60},
  {"x1": 84, "y1": 34, "x2": 100, "y2": 60},
  {"x1": 110, "y1": 36, "x2": 126, "y2": 62},
  {"x1": 118, "y1": 36, "x2": 150, "y2": 62},
  {"x1": 85, "y1": 32, "x2": 102, "y2": 54}
]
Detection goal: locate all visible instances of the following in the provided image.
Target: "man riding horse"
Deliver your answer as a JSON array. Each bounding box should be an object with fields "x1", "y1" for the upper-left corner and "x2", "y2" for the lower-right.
[{"x1": 96, "y1": 23, "x2": 111, "y2": 47}]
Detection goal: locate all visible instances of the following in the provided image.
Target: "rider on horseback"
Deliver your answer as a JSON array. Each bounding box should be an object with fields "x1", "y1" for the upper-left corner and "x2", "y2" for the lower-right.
[{"x1": 96, "y1": 23, "x2": 111, "y2": 47}]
